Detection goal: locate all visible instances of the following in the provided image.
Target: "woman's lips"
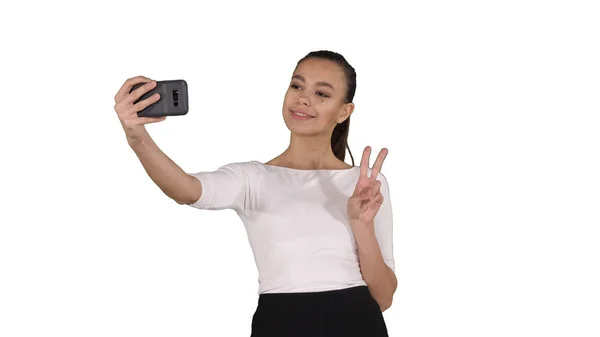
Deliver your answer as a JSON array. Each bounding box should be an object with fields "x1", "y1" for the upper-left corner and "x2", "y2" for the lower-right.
[{"x1": 290, "y1": 109, "x2": 315, "y2": 120}]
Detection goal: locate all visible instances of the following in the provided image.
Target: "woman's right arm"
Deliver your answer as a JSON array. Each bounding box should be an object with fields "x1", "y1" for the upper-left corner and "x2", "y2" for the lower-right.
[
  {"x1": 127, "y1": 129, "x2": 201, "y2": 205},
  {"x1": 114, "y1": 76, "x2": 201, "y2": 205}
]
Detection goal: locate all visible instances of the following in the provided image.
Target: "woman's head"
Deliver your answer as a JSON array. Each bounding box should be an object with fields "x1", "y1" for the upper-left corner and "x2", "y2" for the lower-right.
[{"x1": 282, "y1": 50, "x2": 357, "y2": 165}]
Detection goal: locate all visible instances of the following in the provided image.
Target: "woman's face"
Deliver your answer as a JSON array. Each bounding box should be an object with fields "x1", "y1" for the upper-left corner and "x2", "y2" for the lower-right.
[{"x1": 282, "y1": 58, "x2": 353, "y2": 136}]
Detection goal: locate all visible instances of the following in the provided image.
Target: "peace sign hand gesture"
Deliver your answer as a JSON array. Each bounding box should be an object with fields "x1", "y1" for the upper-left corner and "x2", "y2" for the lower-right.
[{"x1": 347, "y1": 146, "x2": 389, "y2": 231}]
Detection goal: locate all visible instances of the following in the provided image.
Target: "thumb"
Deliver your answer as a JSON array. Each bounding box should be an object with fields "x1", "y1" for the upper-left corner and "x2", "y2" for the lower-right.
[
  {"x1": 356, "y1": 186, "x2": 372, "y2": 201},
  {"x1": 139, "y1": 116, "x2": 167, "y2": 124}
]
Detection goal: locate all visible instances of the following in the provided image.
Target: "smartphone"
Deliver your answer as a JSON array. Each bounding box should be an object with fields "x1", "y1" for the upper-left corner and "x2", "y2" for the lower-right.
[{"x1": 129, "y1": 79, "x2": 189, "y2": 117}]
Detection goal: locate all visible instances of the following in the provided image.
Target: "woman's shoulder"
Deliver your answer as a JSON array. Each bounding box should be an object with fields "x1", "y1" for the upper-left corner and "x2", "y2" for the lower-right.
[{"x1": 203, "y1": 161, "x2": 264, "y2": 179}]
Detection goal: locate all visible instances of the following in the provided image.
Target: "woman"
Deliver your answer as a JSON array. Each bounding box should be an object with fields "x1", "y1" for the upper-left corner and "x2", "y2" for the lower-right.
[{"x1": 114, "y1": 50, "x2": 397, "y2": 337}]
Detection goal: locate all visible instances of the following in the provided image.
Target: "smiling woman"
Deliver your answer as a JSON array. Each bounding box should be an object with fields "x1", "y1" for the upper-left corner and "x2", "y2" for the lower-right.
[
  {"x1": 277, "y1": 52, "x2": 359, "y2": 171},
  {"x1": 114, "y1": 50, "x2": 396, "y2": 337}
]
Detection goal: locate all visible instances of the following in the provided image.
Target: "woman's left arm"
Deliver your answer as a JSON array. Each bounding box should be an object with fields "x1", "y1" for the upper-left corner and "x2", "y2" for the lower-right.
[
  {"x1": 347, "y1": 146, "x2": 397, "y2": 312},
  {"x1": 354, "y1": 225, "x2": 398, "y2": 312}
]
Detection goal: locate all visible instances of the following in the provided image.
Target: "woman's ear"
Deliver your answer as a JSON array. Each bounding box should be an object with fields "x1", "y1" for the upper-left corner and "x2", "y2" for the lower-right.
[{"x1": 337, "y1": 103, "x2": 355, "y2": 124}]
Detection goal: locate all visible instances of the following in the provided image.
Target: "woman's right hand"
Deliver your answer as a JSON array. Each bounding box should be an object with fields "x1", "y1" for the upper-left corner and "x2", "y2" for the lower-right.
[{"x1": 114, "y1": 75, "x2": 166, "y2": 140}]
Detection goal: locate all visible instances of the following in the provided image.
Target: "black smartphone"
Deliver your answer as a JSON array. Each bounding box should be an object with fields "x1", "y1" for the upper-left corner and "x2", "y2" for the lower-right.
[{"x1": 129, "y1": 79, "x2": 189, "y2": 117}]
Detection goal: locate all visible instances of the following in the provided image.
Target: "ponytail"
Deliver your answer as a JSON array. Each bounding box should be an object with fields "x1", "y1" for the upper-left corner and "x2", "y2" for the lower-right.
[{"x1": 331, "y1": 117, "x2": 355, "y2": 166}]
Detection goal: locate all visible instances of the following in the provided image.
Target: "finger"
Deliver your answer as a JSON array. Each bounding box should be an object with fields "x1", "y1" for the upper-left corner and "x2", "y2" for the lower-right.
[
  {"x1": 357, "y1": 185, "x2": 373, "y2": 201},
  {"x1": 372, "y1": 194, "x2": 384, "y2": 208},
  {"x1": 367, "y1": 191, "x2": 384, "y2": 208},
  {"x1": 363, "y1": 181, "x2": 380, "y2": 202},
  {"x1": 352, "y1": 178, "x2": 369, "y2": 195},
  {"x1": 353, "y1": 175, "x2": 374, "y2": 196},
  {"x1": 364, "y1": 180, "x2": 381, "y2": 203},
  {"x1": 138, "y1": 116, "x2": 167, "y2": 125},
  {"x1": 360, "y1": 146, "x2": 371, "y2": 177},
  {"x1": 131, "y1": 92, "x2": 161, "y2": 112},
  {"x1": 115, "y1": 75, "x2": 152, "y2": 103},
  {"x1": 371, "y1": 180, "x2": 382, "y2": 195},
  {"x1": 126, "y1": 80, "x2": 157, "y2": 104},
  {"x1": 352, "y1": 183, "x2": 362, "y2": 196},
  {"x1": 362, "y1": 180, "x2": 380, "y2": 200},
  {"x1": 370, "y1": 148, "x2": 388, "y2": 180}
]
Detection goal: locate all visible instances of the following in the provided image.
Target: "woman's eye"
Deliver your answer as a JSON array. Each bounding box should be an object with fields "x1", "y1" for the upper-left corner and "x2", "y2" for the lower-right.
[
  {"x1": 291, "y1": 84, "x2": 300, "y2": 89},
  {"x1": 316, "y1": 92, "x2": 329, "y2": 98}
]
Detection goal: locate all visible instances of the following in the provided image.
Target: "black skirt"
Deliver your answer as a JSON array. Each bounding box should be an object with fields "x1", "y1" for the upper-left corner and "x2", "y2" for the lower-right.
[{"x1": 250, "y1": 285, "x2": 389, "y2": 337}]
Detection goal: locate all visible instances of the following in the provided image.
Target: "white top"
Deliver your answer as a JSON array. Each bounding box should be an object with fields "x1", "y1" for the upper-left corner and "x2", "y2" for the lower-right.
[{"x1": 187, "y1": 160, "x2": 395, "y2": 295}]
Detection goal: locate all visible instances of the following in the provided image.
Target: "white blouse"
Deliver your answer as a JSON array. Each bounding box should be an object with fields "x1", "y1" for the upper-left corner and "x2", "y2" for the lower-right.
[{"x1": 187, "y1": 161, "x2": 395, "y2": 295}]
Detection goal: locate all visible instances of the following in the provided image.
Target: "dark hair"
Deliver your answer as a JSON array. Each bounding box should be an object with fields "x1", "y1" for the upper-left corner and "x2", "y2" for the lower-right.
[{"x1": 296, "y1": 50, "x2": 357, "y2": 166}]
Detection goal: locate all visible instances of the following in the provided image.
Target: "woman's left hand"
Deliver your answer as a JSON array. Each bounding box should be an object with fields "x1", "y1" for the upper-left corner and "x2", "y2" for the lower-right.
[{"x1": 347, "y1": 146, "x2": 388, "y2": 230}]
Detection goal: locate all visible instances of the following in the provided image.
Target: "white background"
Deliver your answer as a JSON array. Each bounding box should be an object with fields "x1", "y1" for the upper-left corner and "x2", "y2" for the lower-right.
[{"x1": 1, "y1": 0, "x2": 599, "y2": 336}]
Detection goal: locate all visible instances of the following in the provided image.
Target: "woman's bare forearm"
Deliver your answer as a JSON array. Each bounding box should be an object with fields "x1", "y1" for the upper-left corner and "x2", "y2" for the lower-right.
[{"x1": 126, "y1": 128, "x2": 201, "y2": 204}]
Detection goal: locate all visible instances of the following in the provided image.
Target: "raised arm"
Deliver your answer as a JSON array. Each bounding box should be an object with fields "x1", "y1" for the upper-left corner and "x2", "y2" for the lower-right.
[{"x1": 114, "y1": 76, "x2": 201, "y2": 205}]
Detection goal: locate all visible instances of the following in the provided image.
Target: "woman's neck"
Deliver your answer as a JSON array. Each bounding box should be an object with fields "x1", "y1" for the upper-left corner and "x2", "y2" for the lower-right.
[{"x1": 267, "y1": 133, "x2": 352, "y2": 170}]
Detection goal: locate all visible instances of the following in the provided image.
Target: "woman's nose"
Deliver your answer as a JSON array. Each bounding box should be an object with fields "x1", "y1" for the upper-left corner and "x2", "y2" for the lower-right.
[{"x1": 297, "y1": 94, "x2": 310, "y2": 106}]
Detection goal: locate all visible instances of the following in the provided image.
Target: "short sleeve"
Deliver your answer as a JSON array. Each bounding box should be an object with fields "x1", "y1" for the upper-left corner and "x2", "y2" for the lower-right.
[
  {"x1": 374, "y1": 172, "x2": 396, "y2": 273},
  {"x1": 186, "y1": 162, "x2": 259, "y2": 213}
]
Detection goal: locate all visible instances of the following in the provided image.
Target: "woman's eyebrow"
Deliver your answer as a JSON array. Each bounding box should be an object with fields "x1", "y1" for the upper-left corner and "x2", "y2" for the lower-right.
[{"x1": 292, "y1": 75, "x2": 335, "y2": 90}]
